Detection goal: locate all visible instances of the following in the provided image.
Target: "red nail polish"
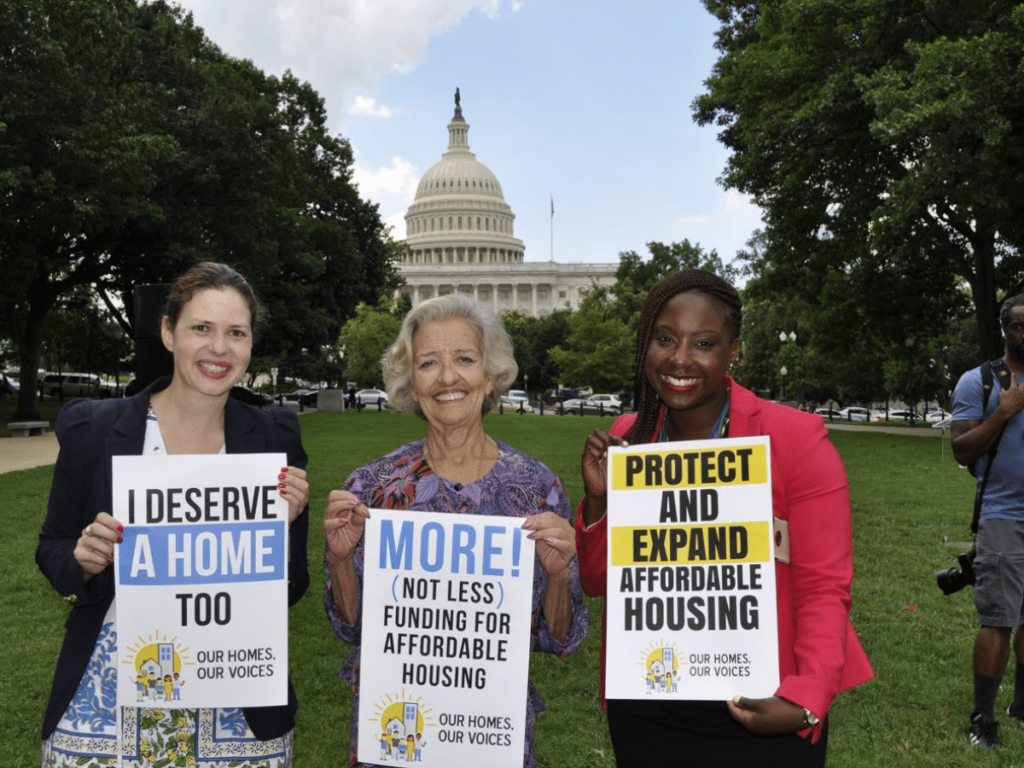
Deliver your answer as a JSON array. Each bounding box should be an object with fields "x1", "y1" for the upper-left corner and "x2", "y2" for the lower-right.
[
  {"x1": 279, "y1": 483, "x2": 287, "y2": 489},
  {"x1": 117, "y1": 536, "x2": 123, "y2": 544},
  {"x1": 281, "y1": 467, "x2": 289, "y2": 473},
  {"x1": 117, "y1": 525, "x2": 125, "y2": 533}
]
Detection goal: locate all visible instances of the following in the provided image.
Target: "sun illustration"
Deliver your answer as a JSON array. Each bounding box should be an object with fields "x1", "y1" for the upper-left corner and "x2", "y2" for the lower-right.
[
  {"x1": 367, "y1": 689, "x2": 436, "y2": 737},
  {"x1": 121, "y1": 629, "x2": 192, "y2": 676}
]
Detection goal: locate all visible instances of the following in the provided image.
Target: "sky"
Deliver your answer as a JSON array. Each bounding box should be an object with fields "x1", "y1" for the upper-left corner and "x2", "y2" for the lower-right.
[{"x1": 170, "y1": 0, "x2": 763, "y2": 266}]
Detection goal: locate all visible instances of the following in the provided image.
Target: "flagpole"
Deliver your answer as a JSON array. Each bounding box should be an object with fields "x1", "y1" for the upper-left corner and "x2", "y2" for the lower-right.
[{"x1": 550, "y1": 194, "x2": 554, "y2": 263}]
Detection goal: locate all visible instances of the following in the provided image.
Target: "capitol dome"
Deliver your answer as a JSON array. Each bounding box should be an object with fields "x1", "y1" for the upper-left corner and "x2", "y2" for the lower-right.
[{"x1": 402, "y1": 91, "x2": 524, "y2": 265}]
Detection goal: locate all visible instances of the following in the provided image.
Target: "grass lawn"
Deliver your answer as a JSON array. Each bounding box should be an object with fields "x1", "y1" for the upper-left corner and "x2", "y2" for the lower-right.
[{"x1": 0, "y1": 410, "x2": 1001, "y2": 766}]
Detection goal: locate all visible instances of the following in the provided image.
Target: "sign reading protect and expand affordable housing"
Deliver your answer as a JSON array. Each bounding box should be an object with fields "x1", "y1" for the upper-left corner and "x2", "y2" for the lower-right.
[
  {"x1": 358, "y1": 508, "x2": 535, "y2": 768},
  {"x1": 113, "y1": 453, "x2": 289, "y2": 709},
  {"x1": 605, "y1": 436, "x2": 779, "y2": 700}
]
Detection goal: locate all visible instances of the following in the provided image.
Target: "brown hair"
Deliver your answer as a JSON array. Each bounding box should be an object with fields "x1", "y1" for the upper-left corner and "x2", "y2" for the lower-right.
[
  {"x1": 163, "y1": 262, "x2": 265, "y2": 342},
  {"x1": 627, "y1": 269, "x2": 742, "y2": 445}
]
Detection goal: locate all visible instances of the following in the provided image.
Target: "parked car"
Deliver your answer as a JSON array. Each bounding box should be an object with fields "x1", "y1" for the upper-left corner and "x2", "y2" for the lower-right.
[
  {"x1": 505, "y1": 389, "x2": 529, "y2": 406},
  {"x1": 925, "y1": 409, "x2": 952, "y2": 422},
  {"x1": 547, "y1": 388, "x2": 584, "y2": 404},
  {"x1": 814, "y1": 407, "x2": 843, "y2": 419},
  {"x1": 38, "y1": 372, "x2": 113, "y2": 400},
  {"x1": 355, "y1": 388, "x2": 390, "y2": 407},
  {"x1": 559, "y1": 396, "x2": 621, "y2": 416},
  {"x1": 230, "y1": 385, "x2": 274, "y2": 407},
  {"x1": 282, "y1": 389, "x2": 318, "y2": 408},
  {"x1": 837, "y1": 406, "x2": 872, "y2": 422},
  {"x1": 499, "y1": 395, "x2": 534, "y2": 413},
  {"x1": 588, "y1": 393, "x2": 623, "y2": 411},
  {"x1": 880, "y1": 409, "x2": 919, "y2": 422},
  {"x1": 0, "y1": 372, "x2": 18, "y2": 398}
]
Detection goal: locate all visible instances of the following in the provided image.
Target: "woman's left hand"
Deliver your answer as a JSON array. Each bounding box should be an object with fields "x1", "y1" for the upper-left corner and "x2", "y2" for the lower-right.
[
  {"x1": 522, "y1": 512, "x2": 575, "y2": 579},
  {"x1": 727, "y1": 695, "x2": 809, "y2": 735},
  {"x1": 277, "y1": 466, "x2": 309, "y2": 524}
]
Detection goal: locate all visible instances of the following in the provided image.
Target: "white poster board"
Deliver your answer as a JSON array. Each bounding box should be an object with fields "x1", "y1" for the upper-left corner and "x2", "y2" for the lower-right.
[
  {"x1": 357, "y1": 509, "x2": 535, "y2": 768},
  {"x1": 605, "y1": 436, "x2": 779, "y2": 700},
  {"x1": 113, "y1": 453, "x2": 289, "y2": 708}
]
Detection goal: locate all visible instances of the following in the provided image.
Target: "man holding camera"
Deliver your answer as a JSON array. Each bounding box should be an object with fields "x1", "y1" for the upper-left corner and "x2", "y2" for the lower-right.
[{"x1": 952, "y1": 294, "x2": 1024, "y2": 749}]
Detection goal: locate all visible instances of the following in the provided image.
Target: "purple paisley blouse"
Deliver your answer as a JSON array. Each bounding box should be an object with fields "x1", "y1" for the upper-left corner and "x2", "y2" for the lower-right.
[{"x1": 324, "y1": 439, "x2": 590, "y2": 768}]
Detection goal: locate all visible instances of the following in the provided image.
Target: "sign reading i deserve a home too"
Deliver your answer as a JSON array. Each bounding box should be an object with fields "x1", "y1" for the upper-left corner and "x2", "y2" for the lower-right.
[
  {"x1": 605, "y1": 435, "x2": 779, "y2": 700},
  {"x1": 358, "y1": 509, "x2": 536, "y2": 768},
  {"x1": 113, "y1": 453, "x2": 289, "y2": 708}
]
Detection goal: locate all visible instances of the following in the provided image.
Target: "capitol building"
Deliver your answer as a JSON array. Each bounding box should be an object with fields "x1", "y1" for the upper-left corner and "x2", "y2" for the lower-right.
[{"x1": 396, "y1": 93, "x2": 616, "y2": 318}]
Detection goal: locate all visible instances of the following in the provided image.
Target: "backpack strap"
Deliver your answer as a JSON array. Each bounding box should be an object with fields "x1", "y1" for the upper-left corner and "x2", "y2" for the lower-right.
[{"x1": 971, "y1": 359, "x2": 1013, "y2": 533}]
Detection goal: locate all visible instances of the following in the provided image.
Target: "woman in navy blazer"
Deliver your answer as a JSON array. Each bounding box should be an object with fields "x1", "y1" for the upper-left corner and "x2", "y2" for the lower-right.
[{"x1": 37, "y1": 263, "x2": 310, "y2": 767}]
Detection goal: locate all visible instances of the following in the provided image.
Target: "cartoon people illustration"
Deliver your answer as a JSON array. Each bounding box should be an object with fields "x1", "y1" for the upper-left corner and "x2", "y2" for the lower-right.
[
  {"x1": 147, "y1": 672, "x2": 157, "y2": 700},
  {"x1": 414, "y1": 733, "x2": 425, "y2": 761},
  {"x1": 173, "y1": 672, "x2": 184, "y2": 700},
  {"x1": 136, "y1": 674, "x2": 146, "y2": 702},
  {"x1": 406, "y1": 733, "x2": 415, "y2": 762},
  {"x1": 380, "y1": 731, "x2": 390, "y2": 760},
  {"x1": 163, "y1": 674, "x2": 173, "y2": 701}
]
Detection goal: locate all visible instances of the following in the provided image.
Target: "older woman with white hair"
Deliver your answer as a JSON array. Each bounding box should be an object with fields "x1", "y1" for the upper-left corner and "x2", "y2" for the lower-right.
[{"x1": 323, "y1": 293, "x2": 589, "y2": 768}]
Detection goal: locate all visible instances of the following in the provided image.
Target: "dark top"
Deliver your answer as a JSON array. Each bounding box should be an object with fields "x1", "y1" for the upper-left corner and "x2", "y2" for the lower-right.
[{"x1": 36, "y1": 377, "x2": 310, "y2": 740}]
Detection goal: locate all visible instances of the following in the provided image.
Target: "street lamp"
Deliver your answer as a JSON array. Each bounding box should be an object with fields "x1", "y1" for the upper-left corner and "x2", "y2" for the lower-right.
[
  {"x1": 780, "y1": 366, "x2": 788, "y2": 400},
  {"x1": 779, "y1": 330, "x2": 796, "y2": 343}
]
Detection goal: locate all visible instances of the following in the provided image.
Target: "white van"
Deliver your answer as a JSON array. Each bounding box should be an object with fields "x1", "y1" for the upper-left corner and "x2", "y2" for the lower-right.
[{"x1": 39, "y1": 373, "x2": 114, "y2": 400}]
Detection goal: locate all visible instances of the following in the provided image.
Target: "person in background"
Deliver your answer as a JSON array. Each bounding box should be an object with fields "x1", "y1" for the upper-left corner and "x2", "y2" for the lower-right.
[
  {"x1": 323, "y1": 293, "x2": 589, "y2": 768},
  {"x1": 37, "y1": 262, "x2": 310, "y2": 767},
  {"x1": 575, "y1": 269, "x2": 873, "y2": 768},
  {"x1": 951, "y1": 293, "x2": 1024, "y2": 749}
]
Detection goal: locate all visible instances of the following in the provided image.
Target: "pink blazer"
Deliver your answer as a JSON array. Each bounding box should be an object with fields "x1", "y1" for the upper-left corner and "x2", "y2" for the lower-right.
[{"x1": 575, "y1": 380, "x2": 873, "y2": 740}]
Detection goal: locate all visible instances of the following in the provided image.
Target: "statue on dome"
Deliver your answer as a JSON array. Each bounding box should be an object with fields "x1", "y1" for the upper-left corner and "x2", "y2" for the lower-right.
[{"x1": 455, "y1": 87, "x2": 461, "y2": 108}]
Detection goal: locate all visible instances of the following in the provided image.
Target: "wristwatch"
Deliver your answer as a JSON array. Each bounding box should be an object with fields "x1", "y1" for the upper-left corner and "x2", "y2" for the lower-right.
[{"x1": 803, "y1": 708, "x2": 820, "y2": 727}]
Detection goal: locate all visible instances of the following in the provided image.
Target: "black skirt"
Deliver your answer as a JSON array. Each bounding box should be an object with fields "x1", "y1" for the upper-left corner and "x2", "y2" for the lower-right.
[{"x1": 606, "y1": 699, "x2": 828, "y2": 768}]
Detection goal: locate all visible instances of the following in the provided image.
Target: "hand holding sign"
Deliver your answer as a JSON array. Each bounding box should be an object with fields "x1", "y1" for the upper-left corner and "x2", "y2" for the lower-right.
[
  {"x1": 522, "y1": 512, "x2": 575, "y2": 579},
  {"x1": 727, "y1": 695, "x2": 807, "y2": 735},
  {"x1": 324, "y1": 489, "x2": 372, "y2": 562},
  {"x1": 76, "y1": 511, "x2": 124, "y2": 579},
  {"x1": 580, "y1": 429, "x2": 629, "y2": 526}
]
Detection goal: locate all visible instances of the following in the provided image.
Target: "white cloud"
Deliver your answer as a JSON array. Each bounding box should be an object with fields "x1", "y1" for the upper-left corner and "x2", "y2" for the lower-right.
[
  {"x1": 175, "y1": 0, "x2": 506, "y2": 126},
  {"x1": 350, "y1": 96, "x2": 394, "y2": 118},
  {"x1": 352, "y1": 155, "x2": 420, "y2": 236}
]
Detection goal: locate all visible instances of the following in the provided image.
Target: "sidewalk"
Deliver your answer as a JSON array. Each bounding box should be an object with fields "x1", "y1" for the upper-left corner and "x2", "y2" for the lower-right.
[{"x1": 0, "y1": 432, "x2": 59, "y2": 474}]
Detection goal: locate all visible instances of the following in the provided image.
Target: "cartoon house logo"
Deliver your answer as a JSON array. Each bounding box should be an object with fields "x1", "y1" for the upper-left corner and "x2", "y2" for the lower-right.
[
  {"x1": 642, "y1": 644, "x2": 681, "y2": 694},
  {"x1": 370, "y1": 694, "x2": 435, "y2": 763},
  {"x1": 123, "y1": 632, "x2": 190, "y2": 704}
]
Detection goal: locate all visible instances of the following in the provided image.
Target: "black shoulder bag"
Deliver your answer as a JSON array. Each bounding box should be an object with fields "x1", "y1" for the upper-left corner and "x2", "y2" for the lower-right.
[{"x1": 970, "y1": 359, "x2": 1012, "y2": 534}]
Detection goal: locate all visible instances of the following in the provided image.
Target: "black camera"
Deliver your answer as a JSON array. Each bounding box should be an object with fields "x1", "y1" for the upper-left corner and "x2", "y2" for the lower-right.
[{"x1": 936, "y1": 547, "x2": 977, "y2": 595}]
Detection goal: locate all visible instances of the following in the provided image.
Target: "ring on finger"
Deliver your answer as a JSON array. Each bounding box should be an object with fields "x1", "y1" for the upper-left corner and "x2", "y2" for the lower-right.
[{"x1": 85, "y1": 524, "x2": 93, "y2": 537}]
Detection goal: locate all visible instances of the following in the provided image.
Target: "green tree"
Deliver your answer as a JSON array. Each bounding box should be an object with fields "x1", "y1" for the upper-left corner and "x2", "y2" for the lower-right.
[
  {"x1": 613, "y1": 240, "x2": 739, "y2": 323},
  {"x1": 0, "y1": 0, "x2": 399, "y2": 419},
  {"x1": 339, "y1": 301, "x2": 401, "y2": 387},
  {"x1": 693, "y1": 0, "x2": 1024, "y2": 365},
  {"x1": 550, "y1": 287, "x2": 633, "y2": 394}
]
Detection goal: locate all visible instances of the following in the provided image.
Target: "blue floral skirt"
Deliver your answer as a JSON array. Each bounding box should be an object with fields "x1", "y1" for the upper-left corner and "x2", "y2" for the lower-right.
[{"x1": 42, "y1": 622, "x2": 292, "y2": 767}]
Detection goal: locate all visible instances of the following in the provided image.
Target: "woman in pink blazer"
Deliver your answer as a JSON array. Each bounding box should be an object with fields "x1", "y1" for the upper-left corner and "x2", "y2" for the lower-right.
[{"x1": 575, "y1": 270, "x2": 873, "y2": 767}]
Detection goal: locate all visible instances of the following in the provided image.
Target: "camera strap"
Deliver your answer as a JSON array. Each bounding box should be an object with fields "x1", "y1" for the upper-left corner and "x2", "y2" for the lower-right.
[{"x1": 971, "y1": 359, "x2": 1012, "y2": 534}]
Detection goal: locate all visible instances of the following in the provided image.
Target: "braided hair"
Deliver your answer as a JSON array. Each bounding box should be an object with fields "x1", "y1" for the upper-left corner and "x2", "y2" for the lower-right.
[{"x1": 626, "y1": 269, "x2": 743, "y2": 445}]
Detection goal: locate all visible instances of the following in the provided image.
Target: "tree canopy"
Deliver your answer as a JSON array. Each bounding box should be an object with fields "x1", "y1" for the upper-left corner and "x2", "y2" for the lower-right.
[
  {"x1": 0, "y1": 0, "x2": 400, "y2": 418},
  {"x1": 693, "y1": 0, "x2": 1024, "y2": 367}
]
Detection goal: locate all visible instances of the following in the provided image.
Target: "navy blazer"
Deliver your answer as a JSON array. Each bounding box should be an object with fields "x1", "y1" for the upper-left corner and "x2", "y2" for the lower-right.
[{"x1": 36, "y1": 377, "x2": 310, "y2": 740}]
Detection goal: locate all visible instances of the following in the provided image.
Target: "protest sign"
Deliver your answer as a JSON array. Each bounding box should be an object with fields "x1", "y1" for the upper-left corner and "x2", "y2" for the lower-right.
[
  {"x1": 605, "y1": 435, "x2": 778, "y2": 700},
  {"x1": 113, "y1": 453, "x2": 289, "y2": 709},
  {"x1": 358, "y1": 509, "x2": 535, "y2": 768}
]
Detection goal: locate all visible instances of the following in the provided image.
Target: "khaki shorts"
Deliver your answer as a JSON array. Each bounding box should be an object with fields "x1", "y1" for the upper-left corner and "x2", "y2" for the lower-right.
[{"x1": 975, "y1": 518, "x2": 1024, "y2": 628}]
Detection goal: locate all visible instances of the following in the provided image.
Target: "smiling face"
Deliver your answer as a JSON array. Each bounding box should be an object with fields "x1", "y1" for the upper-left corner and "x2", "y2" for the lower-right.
[
  {"x1": 161, "y1": 287, "x2": 253, "y2": 400},
  {"x1": 411, "y1": 317, "x2": 494, "y2": 430},
  {"x1": 644, "y1": 290, "x2": 739, "y2": 440}
]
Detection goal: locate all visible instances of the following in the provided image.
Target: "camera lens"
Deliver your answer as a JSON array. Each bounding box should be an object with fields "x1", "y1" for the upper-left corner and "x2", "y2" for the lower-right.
[{"x1": 936, "y1": 567, "x2": 969, "y2": 595}]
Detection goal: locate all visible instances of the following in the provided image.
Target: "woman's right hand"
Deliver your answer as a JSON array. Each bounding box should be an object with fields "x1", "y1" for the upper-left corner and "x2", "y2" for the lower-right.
[
  {"x1": 323, "y1": 490, "x2": 371, "y2": 563},
  {"x1": 580, "y1": 429, "x2": 629, "y2": 526},
  {"x1": 75, "y1": 512, "x2": 124, "y2": 578}
]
